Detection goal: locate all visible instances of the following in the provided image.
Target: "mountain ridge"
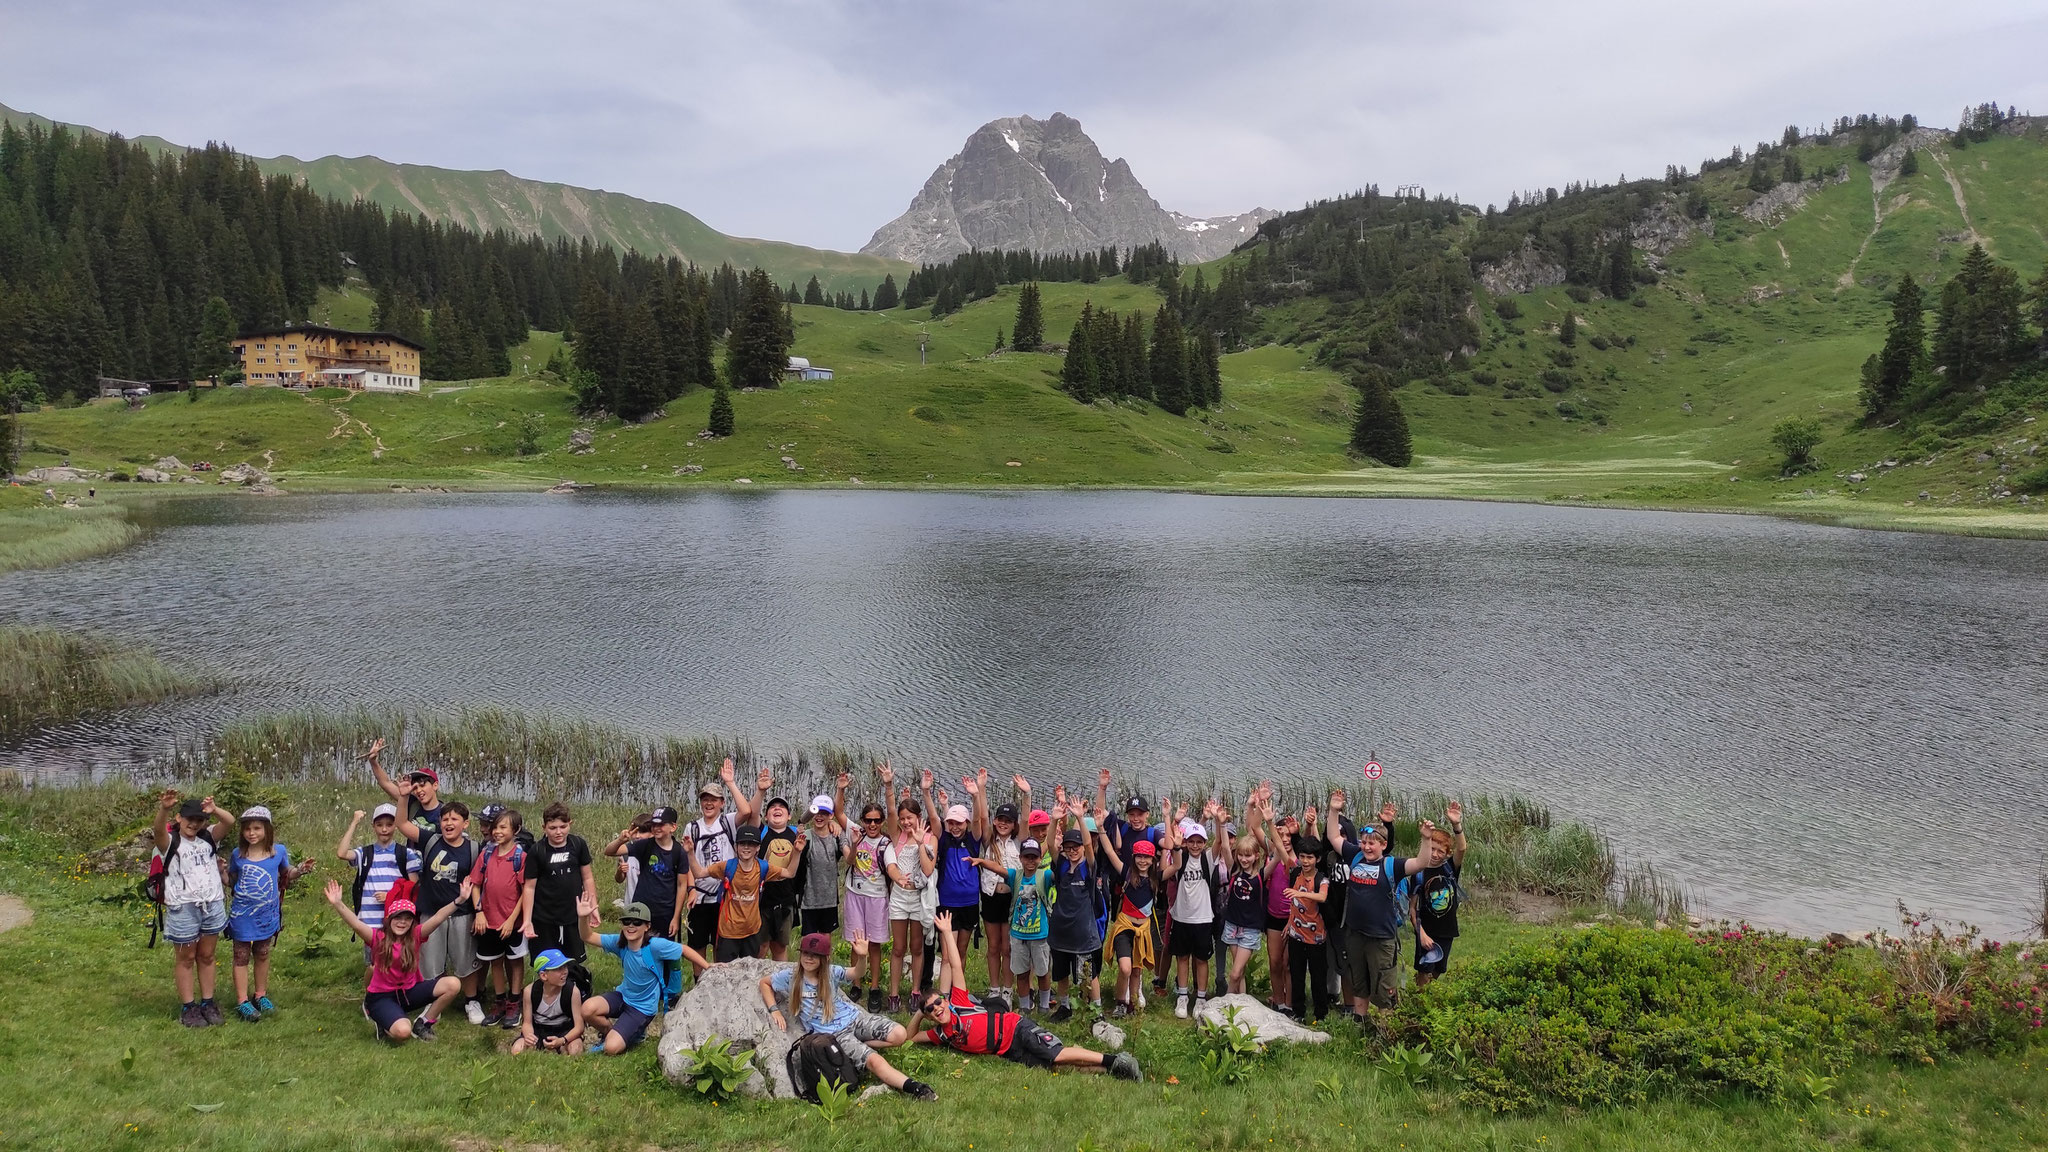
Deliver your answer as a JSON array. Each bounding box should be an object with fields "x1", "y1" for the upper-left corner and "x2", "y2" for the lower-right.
[{"x1": 861, "y1": 113, "x2": 1274, "y2": 264}]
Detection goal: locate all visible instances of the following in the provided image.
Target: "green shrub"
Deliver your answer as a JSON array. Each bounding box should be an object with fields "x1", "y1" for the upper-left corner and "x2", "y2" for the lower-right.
[
  {"x1": 1587, "y1": 335, "x2": 1610, "y2": 351},
  {"x1": 1565, "y1": 285, "x2": 1593, "y2": 303},
  {"x1": 680, "y1": 1036, "x2": 754, "y2": 1102},
  {"x1": 1471, "y1": 371, "x2": 1499, "y2": 388},
  {"x1": 2014, "y1": 463, "x2": 2048, "y2": 494},
  {"x1": 1540, "y1": 369, "x2": 1572, "y2": 393},
  {"x1": 1493, "y1": 298, "x2": 1521, "y2": 320}
]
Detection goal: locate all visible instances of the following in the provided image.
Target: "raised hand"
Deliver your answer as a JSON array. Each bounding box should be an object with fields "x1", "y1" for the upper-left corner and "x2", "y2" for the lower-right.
[
  {"x1": 961, "y1": 776, "x2": 979, "y2": 797},
  {"x1": 1379, "y1": 800, "x2": 1397, "y2": 825},
  {"x1": 720, "y1": 757, "x2": 738, "y2": 785},
  {"x1": 934, "y1": 910, "x2": 953, "y2": 934},
  {"x1": 1013, "y1": 774, "x2": 1030, "y2": 794},
  {"x1": 458, "y1": 877, "x2": 475, "y2": 901},
  {"x1": 878, "y1": 760, "x2": 894, "y2": 785},
  {"x1": 576, "y1": 891, "x2": 597, "y2": 921},
  {"x1": 976, "y1": 767, "x2": 990, "y2": 789},
  {"x1": 1054, "y1": 783, "x2": 1068, "y2": 807},
  {"x1": 1330, "y1": 789, "x2": 1347, "y2": 812},
  {"x1": 1098, "y1": 767, "x2": 1112, "y2": 790},
  {"x1": 368, "y1": 737, "x2": 385, "y2": 759},
  {"x1": 157, "y1": 789, "x2": 179, "y2": 811},
  {"x1": 1068, "y1": 796, "x2": 1086, "y2": 818},
  {"x1": 836, "y1": 770, "x2": 851, "y2": 791},
  {"x1": 919, "y1": 768, "x2": 935, "y2": 791},
  {"x1": 1446, "y1": 800, "x2": 1463, "y2": 827},
  {"x1": 935, "y1": 788, "x2": 951, "y2": 813},
  {"x1": 794, "y1": 832, "x2": 808, "y2": 852},
  {"x1": 323, "y1": 879, "x2": 345, "y2": 905},
  {"x1": 1174, "y1": 803, "x2": 1189, "y2": 823},
  {"x1": 1304, "y1": 805, "x2": 1320, "y2": 828},
  {"x1": 201, "y1": 795, "x2": 219, "y2": 816},
  {"x1": 757, "y1": 766, "x2": 774, "y2": 793}
]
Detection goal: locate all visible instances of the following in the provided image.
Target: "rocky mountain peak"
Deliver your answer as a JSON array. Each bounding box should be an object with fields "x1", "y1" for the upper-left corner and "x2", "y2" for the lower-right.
[{"x1": 861, "y1": 113, "x2": 1274, "y2": 264}]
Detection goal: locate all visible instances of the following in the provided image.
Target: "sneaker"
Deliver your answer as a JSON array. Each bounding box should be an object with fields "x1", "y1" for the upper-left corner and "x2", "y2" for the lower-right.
[
  {"x1": 179, "y1": 1003, "x2": 206, "y2": 1028},
  {"x1": 464, "y1": 999, "x2": 487, "y2": 1026},
  {"x1": 254, "y1": 996, "x2": 277, "y2": 1015},
  {"x1": 413, "y1": 1016, "x2": 438, "y2": 1042},
  {"x1": 1110, "y1": 1001, "x2": 1129, "y2": 1018},
  {"x1": 500, "y1": 998, "x2": 523, "y2": 1030},
  {"x1": 888, "y1": 995, "x2": 902, "y2": 1013},
  {"x1": 235, "y1": 1001, "x2": 261, "y2": 1023},
  {"x1": 1049, "y1": 1003, "x2": 1074, "y2": 1023},
  {"x1": 480, "y1": 999, "x2": 503, "y2": 1027},
  {"x1": 1274, "y1": 1002, "x2": 1295, "y2": 1017},
  {"x1": 200, "y1": 1001, "x2": 224, "y2": 1026},
  {"x1": 866, "y1": 987, "x2": 885, "y2": 1012},
  {"x1": 1108, "y1": 1052, "x2": 1144, "y2": 1082},
  {"x1": 903, "y1": 1078, "x2": 938, "y2": 1101},
  {"x1": 1173, "y1": 993, "x2": 1189, "y2": 1020},
  {"x1": 1135, "y1": 987, "x2": 1147, "y2": 1011}
]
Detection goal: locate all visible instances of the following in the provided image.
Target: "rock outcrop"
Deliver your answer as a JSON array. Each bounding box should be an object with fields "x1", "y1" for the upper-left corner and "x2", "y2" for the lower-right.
[
  {"x1": 862, "y1": 113, "x2": 1274, "y2": 264},
  {"x1": 657, "y1": 957, "x2": 797, "y2": 1099},
  {"x1": 1193, "y1": 993, "x2": 1330, "y2": 1045}
]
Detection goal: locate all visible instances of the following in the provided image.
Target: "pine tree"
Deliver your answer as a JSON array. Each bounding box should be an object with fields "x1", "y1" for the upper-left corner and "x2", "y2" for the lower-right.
[
  {"x1": 1932, "y1": 244, "x2": 2026, "y2": 387},
  {"x1": 803, "y1": 276, "x2": 824, "y2": 306},
  {"x1": 1122, "y1": 313, "x2": 1149, "y2": 401},
  {"x1": 1747, "y1": 154, "x2": 1776, "y2": 194},
  {"x1": 873, "y1": 274, "x2": 900, "y2": 310},
  {"x1": 2030, "y1": 263, "x2": 2048, "y2": 359},
  {"x1": 1060, "y1": 305, "x2": 1098, "y2": 400},
  {"x1": 189, "y1": 296, "x2": 238, "y2": 382},
  {"x1": 1011, "y1": 282, "x2": 1044, "y2": 351},
  {"x1": 1900, "y1": 149, "x2": 1920, "y2": 177},
  {"x1": 1149, "y1": 306, "x2": 1190, "y2": 414},
  {"x1": 1605, "y1": 242, "x2": 1633, "y2": 301},
  {"x1": 707, "y1": 386, "x2": 735, "y2": 437},
  {"x1": 1862, "y1": 277, "x2": 1926, "y2": 418},
  {"x1": 1349, "y1": 374, "x2": 1413, "y2": 466},
  {"x1": 726, "y1": 268, "x2": 791, "y2": 389},
  {"x1": 1560, "y1": 312, "x2": 1577, "y2": 346}
]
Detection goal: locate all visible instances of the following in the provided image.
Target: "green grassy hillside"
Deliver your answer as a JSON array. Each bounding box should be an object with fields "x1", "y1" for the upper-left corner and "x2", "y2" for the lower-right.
[{"x1": 0, "y1": 102, "x2": 905, "y2": 297}]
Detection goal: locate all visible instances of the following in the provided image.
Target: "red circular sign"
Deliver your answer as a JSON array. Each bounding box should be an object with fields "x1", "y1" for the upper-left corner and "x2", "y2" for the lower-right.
[{"x1": 1363, "y1": 761, "x2": 1383, "y2": 780}]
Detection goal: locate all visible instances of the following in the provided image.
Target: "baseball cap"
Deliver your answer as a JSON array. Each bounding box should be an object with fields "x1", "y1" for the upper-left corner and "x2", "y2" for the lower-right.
[
  {"x1": 1132, "y1": 840, "x2": 1157, "y2": 857},
  {"x1": 1061, "y1": 829, "x2": 1086, "y2": 848},
  {"x1": 808, "y1": 794, "x2": 835, "y2": 815},
  {"x1": 766, "y1": 795, "x2": 791, "y2": 813},
  {"x1": 386, "y1": 898, "x2": 418, "y2": 918},
  {"x1": 479, "y1": 803, "x2": 506, "y2": 824},
  {"x1": 699, "y1": 782, "x2": 726, "y2": 800},
  {"x1": 1178, "y1": 818, "x2": 1208, "y2": 840},
  {"x1": 239, "y1": 805, "x2": 273, "y2": 824},
  {"x1": 533, "y1": 948, "x2": 571, "y2": 972},
  {"x1": 945, "y1": 804, "x2": 970, "y2": 824},
  {"x1": 177, "y1": 797, "x2": 206, "y2": 819},
  {"x1": 1027, "y1": 809, "x2": 1053, "y2": 827},
  {"x1": 993, "y1": 803, "x2": 1019, "y2": 823},
  {"x1": 620, "y1": 902, "x2": 652, "y2": 923},
  {"x1": 1020, "y1": 838, "x2": 1042, "y2": 855},
  {"x1": 371, "y1": 802, "x2": 399, "y2": 821},
  {"x1": 651, "y1": 806, "x2": 680, "y2": 825},
  {"x1": 735, "y1": 825, "x2": 761, "y2": 845},
  {"x1": 1125, "y1": 797, "x2": 1149, "y2": 812},
  {"x1": 408, "y1": 767, "x2": 439, "y2": 784},
  {"x1": 1419, "y1": 942, "x2": 1446, "y2": 967},
  {"x1": 799, "y1": 932, "x2": 833, "y2": 957}
]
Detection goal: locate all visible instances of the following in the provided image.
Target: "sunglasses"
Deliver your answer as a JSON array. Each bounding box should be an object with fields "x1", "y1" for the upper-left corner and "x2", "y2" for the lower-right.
[
  {"x1": 620, "y1": 919, "x2": 649, "y2": 928},
  {"x1": 863, "y1": 816, "x2": 885, "y2": 823}
]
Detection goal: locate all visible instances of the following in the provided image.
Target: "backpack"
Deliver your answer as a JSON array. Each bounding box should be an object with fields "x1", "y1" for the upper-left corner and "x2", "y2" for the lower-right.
[
  {"x1": 145, "y1": 826, "x2": 216, "y2": 948},
  {"x1": 785, "y1": 1031, "x2": 865, "y2": 1104},
  {"x1": 565, "y1": 959, "x2": 594, "y2": 1002},
  {"x1": 477, "y1": 841, "x2": 526, "y2": 890},
  {"x1": 350, "y1": 841, "x2": 413, "y2": 916}
]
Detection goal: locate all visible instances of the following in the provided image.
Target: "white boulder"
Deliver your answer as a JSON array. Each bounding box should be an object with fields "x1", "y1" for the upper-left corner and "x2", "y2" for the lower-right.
[
  {"x1": 1194, "y1": 993, "x2": 1329, "y2": 1045},
  {"x1": 657, "y1": 957, "x2": 797, "y2": 1099}
]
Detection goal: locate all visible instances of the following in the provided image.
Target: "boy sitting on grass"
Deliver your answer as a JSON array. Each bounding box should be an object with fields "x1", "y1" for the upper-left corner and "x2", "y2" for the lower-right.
[
  {"x1": 907, "y1": 911, "x2": 1143, "y2": 1082},
  {"x1": 511, "y1": 948, "x2": 585, "y2": 1054},
  {"x1": 579, "y1": 893, "x2": 705, "y2": 1055}
]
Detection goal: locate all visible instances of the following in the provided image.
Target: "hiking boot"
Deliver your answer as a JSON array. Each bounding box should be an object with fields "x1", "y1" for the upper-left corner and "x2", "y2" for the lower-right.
[
  {"x1": 464, "y1": 999, "x2": 487, "y2": 1026},
  {"x1": 1109, "y1": 1052, "x2": 1144, "y2": 1082},
  {"x1": 500, "y1": 998, "x2": 523, "y2": 1030},
  {"x1": 254, "y1": 995, "x2": 277, "y2": 1015},
  {"x1": 903, "y1": 1078, "x2": 938, "y2": 1101},
  {"x1": 178, "y1": 1003, "x2": 206, "y2": 1028},
  {"x1": 1173, "y1": 993, "x2": 1189, "y2": 1019},
  {"x1": 1049, "y1": 1003, "x2": 1074, "y2": 1023},
  {"x1": 235, "y1": 1001, "x2": 261, "y2": 1023},
  {"x1": 412, "y1": 1015, "x2": 438, "y2": 1042},
  {"x1": 866, "y1": 987, "x2": 885, "y2": 1012},
  {"x1": 200, "y1": 1001, "x2": 224, "y2": 1026}
]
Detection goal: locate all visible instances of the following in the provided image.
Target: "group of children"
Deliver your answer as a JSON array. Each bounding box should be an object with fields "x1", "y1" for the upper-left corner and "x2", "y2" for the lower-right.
[{"x1": 150, "y1": 750, "x2": 1467, "y2": 1098}]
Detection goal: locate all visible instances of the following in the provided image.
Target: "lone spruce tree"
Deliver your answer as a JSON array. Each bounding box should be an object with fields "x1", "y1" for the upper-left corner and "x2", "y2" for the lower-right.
[
  {"x1": 726, "y1": 268, "x2": 791, "y2": 389},
  {"x1": 1011, "y1": 282, "x2": 1044, "y2": 351},
  {"x1": 707, "y1": 386, "x2": 735, "y2": 437},
  {"x1": 1350, "y1": 374, "x2": 1413, "y2": 467},
  {"x1": 1861, "y1": 277, "x2": 1925, "y2": 419},
  {"x1": 1559, "y1": 311, "x2": 1577, "y2": 346}
]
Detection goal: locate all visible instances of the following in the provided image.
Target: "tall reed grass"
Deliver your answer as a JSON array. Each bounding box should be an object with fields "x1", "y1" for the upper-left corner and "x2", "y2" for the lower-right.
[
  {"x1": 0, "y1": 626, "x2": 211, "y2": 739},
  {"x1": 0, "y1": 504, "x2": 139, "y2": 574}
]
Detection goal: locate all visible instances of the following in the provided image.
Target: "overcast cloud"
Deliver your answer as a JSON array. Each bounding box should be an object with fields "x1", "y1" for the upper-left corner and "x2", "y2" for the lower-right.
[{"x1": 4, "y1": 0, "x2": 2046, "y2": 252}]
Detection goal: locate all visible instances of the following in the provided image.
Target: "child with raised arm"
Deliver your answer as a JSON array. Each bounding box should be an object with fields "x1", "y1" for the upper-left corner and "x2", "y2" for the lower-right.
[
  {"x1": 224, "y1": 805, "x2": 315, "y2": 1022},
  {"x1": 977, "y1": 768, "x2": 1026, "y2": 997},
  {"x1": 364, "y1": 736, "x2": 447, "y2": 845},
  {"x1": 1046, "y1": 796, "x2": 1105, "y2": 1020},
  {"x1": 928, "y1": 769, "x2": 983, "y2": 990},
  {"x1": 761, "y1": 933, "x2": 937, "y2": 1100},
  {"x1": 154, "y1": 791, "x2": 234, "y2": 1026},
  {"x1": 682, "y1": 757, "x2": 754, "y2": 959},
  {"x1": 965, "y1": 827, "x2": 1052, "y2": 1012},
  {"x1": 1412, "y1": 801, "x2": 1468, "y2": 987},
  {"x1": 1163, "y1": 800, "x2": 1224, "y2": 1019},
  {"x1": 1280, "y1": 809, "x2": 1332, "y2": 1022},
  {"x1": 884, "y1": 788, "x2": 936, "y2": 1012},
  {"x1": 323, "y1": 874, "x2": 472, "y2": 1043},
  {"x1": 907, "y1": 912, "x2": 1142, "y2": 1081},
  {"x1": 605, "y1": 805, "x2": 688, "y2": 1005},
  {"x1": 1219, "y1": 794, "x2": 1271, "y2": 997},
  {"x1": 580, "y1": 894, "x2": 704, "y2": 1055},
  {"x1": 1326, "y1": 789, "x2": 1431, "y2": 1020},
  {"x1": 1101, "y1": 813, "x2": 1160, "y2": 1018},
  {"x1": 701, "y1": 824, "x2": 799, "y2": 962},
  {"x1": 511, "y1": 948, "x2": 584, "y2": 1054},
  {"x1": 335, "y1": 802, "x2": 421, "y2": 963}
]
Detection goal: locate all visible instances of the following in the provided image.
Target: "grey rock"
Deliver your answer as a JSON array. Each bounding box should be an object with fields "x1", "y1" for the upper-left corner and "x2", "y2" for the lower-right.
[
  {"x1": 218, "y1": 462, "x2": 269, "y2": 485},
  {"x1": 1848, "y1": 472, "x2": 1866, "y2": 483},
  {"x1": 21, "y1": 466, "x2": 100, "y2": 483},
  {"x1": 862, "y1": 113, "x2": 1274, "y2": 264},
  {"x1": 658, "y1": 957, "x2": 796, "y2": 1099},
  {"x1": 1192, "y1": 993, "x2": 1329, "y2": 1045},
  {"x1": 1478, "y1": 237, "x2": 1567, "y2": 296},
  {"x1": 135, "y1": 467, "x2": 169, "y2": 483},
  {"x1": 1090, "y1": 1019, "x2": 1127, "y2": 1051},
  {"x1": 568, "y1": 428, "x2": 595, "y2": 456},
  {"x1": 152, "y1": 456, "x2": 185, "y2": 471}
]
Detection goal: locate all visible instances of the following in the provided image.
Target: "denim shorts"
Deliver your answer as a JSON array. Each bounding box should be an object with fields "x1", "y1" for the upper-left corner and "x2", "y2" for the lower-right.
[
  {"x1": 1222, "y1": 921, "x2": 1263, "y2": 950},
  {"x1": 166, "y1": 899, "x2": 227, "y2": 945}
]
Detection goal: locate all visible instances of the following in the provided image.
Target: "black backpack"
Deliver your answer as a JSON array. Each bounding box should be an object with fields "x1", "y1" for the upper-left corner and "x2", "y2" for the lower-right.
[
  {"x1": 350, "y1": 841, "x2": 412, "y2": 916},
  {"x1": 564, "y1": 959, "x2": 594, "y2": 1002},
  {"x1": 785, "y1": 1031, "x2": 865, "y2": 1104}
]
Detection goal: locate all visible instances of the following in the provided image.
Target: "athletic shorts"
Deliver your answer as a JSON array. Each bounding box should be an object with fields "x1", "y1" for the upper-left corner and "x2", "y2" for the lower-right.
[
  {"x1": 1169, "y1": 920, "x2": 1213, "y2": 958},
  {"x1": 533, "y1": 1017, "x2": 577, "y2": 1046},
  {"x1": 165, "y1": 899, "x2": 227, "y2": 946},
  {"x1": 761, "y1": 902, "x2": 796, "y2": 948},
  {"x1": 1009, "y1": 937, "x2": 1051, "y2": 977},
  {"x1": 528, "y1": 920, "x2": 585, "y2": 961},
  {"x1": 1112, "y1": 925, "x2": 1144, "y2": 961},
  {"x1": 714, "y1": 932, "x2": 760, "y2": 963},
  {"x1": 595, "y1": 990, "x2": 654, "y2": 1049},
  {"x1": 364, "y1": 978, "x2": 439, "y2": 1034},
  {"x1": 686, "y1": 903, "x2": 721, "y2": 951},
  {"x1": 1000, "y1": 1016, "x2": 1065, "y2": 1069},
  {"x1": 1414, "y1": 936, "x2": 1454, "y2": 975},
  {"x1": 939, "y1": 903, "x2": 980, "y2": 925},
  {"x1": 1051, "y1": 949, "x2": 1100, "y2": 983},
  {"x1": 473, "y1": 924, "x2": 529, "y2": 962},
  {"x1": 828, "y1": 1008, "x2": 900, "y2": 1065},
  {"x1": 800, "y1": 907, "x2": 841, "y2": 937},
  {"x1": 1222, "y1": 921, "x2": 1263, "y2": 950},
  {"x1": 1265, "y1": 911, "x2": 1289, "y2": 933},
  {"x1": 843, "y1": 893, "x2": 889, "y2": 944},
  {"x1": 980, "y1": 891, "x2": 1014, "y2": 925},
  {"x1": 420, "y1": 914, "x2": 480, "y2": 980}
]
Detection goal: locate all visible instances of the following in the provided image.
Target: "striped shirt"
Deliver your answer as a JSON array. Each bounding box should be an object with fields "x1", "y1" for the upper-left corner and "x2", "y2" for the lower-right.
[{"x1": 352, "y1": 842, "x2": 420, "y2": 931}]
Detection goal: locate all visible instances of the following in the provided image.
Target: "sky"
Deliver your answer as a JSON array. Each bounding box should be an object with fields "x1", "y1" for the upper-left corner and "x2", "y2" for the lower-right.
[{"x1": 4, "y1": 0, "x2": 2047, "y2": 253}]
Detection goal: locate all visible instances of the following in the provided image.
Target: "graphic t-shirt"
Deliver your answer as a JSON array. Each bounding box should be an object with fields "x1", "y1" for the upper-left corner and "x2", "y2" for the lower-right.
[
  {"x1": 761, "y1": 825, "x2": 799, "y2": 907},
  {"x1": 408, "y1": 797, "x2": 446, "y2": 844},
  {"x1": 162, "y1": 829, "x2": 224, "y2": 908},
  {"x1": 351, "y1": 841, "x2": 419, "y2": 930},
  {"x1": 1415, "y1": 858, "x2": 1461, "y2": 942},
  {"x1": 1342, "y1": 850, "x2": 1409, "y2": 939},
  {"x1": 418, "y1": 836, "x2": 477, "y2": 918},
  {"x1": 1170, "y1": 852, "x2": 1215, "y2": 925},
  {"x1": 718, "y1": 858, "x2": 764, "y2": 938},
  {"x1": 1285, "y1": 865, "x2": 1327, "y2": 945},
  {"x1": 1117, "y1": 870, "x2": 1157, "y2": 921},
  {"x1": 626, "y1": 837, "x2": 690, "y2": 925},
  {"x1": 1004, "y1": 866, "x2": 1052, "y2": 940},
  {"x1": 1048, "y1": 858, "x2": 1102, "y2": 952},
  {"x1": 770, "y1": 963, "x2": 862, "y2": 1033},
  {"x1": 935, "y1": 829, "x2": 982, "y2": 907},
  {"x1": 799, "y1": 831, "x2": 845, "y2": 910},
  {"x1": 227, "y1": 846, "x2": 289, "y2": 940},
  {"x1": 470, "y1": 842, "x2": 526, "y2": 927},
  {"x1": 847, "y1": 834, "x2": 891, "y2": 899},
  {"x1": 922, "y1": 985, "x2": 1017, "y2": 1055},
  {"x1": 685, "y1": 814, "x2": 737, "y2": 904},
  {"x1": 1224, "y1": 866, "x2": 1266, "y2": 930},
  {"x1": 602, "y1": 933, "x2": 686, "y2": 1016},
  {"x1": 524, "y1": 834, "x2": 592, "y2": 926}
]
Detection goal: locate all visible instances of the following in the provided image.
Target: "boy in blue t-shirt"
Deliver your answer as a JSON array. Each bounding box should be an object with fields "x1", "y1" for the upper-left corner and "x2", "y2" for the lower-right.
[
  {"x1": 578, "y1": 895, "x2": 703, "y2": 1054},
  {"x1": 1324, "y1": 791, "x2": 1434, "y2": 1020},
  {"x1": 968, "y1": 840, "x2": 1053, "y2": 1011}
]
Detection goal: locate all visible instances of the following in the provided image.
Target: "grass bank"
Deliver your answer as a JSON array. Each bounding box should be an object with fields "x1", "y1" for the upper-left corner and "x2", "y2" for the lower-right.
[
  {"x1": 0, "y1": 484, "x2": 140, "y2": 573},
  {"x1": 0, "y1": 626, "x2": 212, "y2": 740},
  {"x1": 0, "y1": 775, "x2": 2041, "y2": 1151}
]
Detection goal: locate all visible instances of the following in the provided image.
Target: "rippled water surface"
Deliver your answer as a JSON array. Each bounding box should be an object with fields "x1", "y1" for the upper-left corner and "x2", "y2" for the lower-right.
[{"x1": 5, "y1": 490, "x2": 2045, "y2": 934}]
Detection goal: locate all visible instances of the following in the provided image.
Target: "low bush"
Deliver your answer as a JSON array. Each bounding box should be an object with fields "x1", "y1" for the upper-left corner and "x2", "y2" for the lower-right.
[
  {"x1": 1493, "y1": 298, "x2": 1521, "y2": 320},
  {"x1": 1565, "y1": 285, "x2": 1593, "y2": 304},
  {"x1": 1540, "y1": 369, "x2": 1572, "y2": 393}
]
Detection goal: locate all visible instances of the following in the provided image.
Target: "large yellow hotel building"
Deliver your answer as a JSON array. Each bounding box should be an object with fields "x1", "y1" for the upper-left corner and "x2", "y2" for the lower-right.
[{"x1": 233, "y1": 325, "x2": 424, "y2": 392}]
